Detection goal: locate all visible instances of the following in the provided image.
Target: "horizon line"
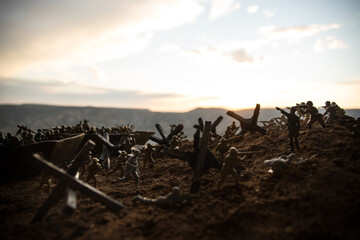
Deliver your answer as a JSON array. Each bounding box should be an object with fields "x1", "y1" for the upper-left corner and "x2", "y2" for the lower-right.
[{"x1": 1, "y1": 102, "x2": 360, "y2": 114}]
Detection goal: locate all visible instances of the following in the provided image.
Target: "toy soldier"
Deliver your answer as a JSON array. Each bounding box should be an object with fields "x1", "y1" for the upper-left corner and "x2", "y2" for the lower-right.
[
  {"x1": 353, "y1": 117, "x2": 360, "y2": 138},
  {"x1": 38, "y1": 171, "x2": 52, "y2": 194},
  {"x1": 5, "y1": 133, "x2": 21, "y2": 147},
  {"x1": 23, "y1": 131, "x2": 35, "y2": 145},
  {"x1": 264, "y1": 153, "x2": 297, "y2": 176},
  {"x1": 229, "y1": 121, "x2": 240, "y2": 133},
  {"x1": 217, "y1": 147, "x2": 245, "y2": 188},
  {"x1": 169, "y1": 135, "x2": 180, "y2": 149},
  {"x1": 323, "y1": 101, "x2": 337, "y2": 124},
  {"x1": 264, "y1": 153, "x2": 307, "y2": 176},
  {"x1": 118, "y1": 148, "x2": 140, "y2": 188},
  {"x1": 299, "y1": 101, "x2": 326, "y2": 129},
  {"x1": 223, "y1": 125, "x2": 235, "y2": 139},
  {"x1": 107, "y1": 150, "x2": 127, "y2": 177},
  {"x1": 143, "y1": 143, "x2": 156, "y2": 169},
  {"x1": 176, "y1": 131, "x2": 187, "y2": 146},
  {"x1": 276, "y1": 107, "x2": 301, "y2": 152},
  {"x1": 215, "y1": 137, "x2": 231, "y2": 159},
  {"x1": 34, "y1": 129, "x2": 47, "y2": 142},
  {"x1": 86, "y1": 157, "x2": 102, "y2": 188},
  {"x1": 0, "y1": 132, "x2": 4, "y2": 147},
  {"x1": 83, "y1": 119, "x2": 91, "y2": 132},
  {"x1": 262, "y1": 119, "x2": 279, "y2": 132},
  {"x1": 99, "y1": 133, "x2": 111, "y2": 169},
  {"x1": 121, "y1": 134, "x2": 136, "y2": 154},
  {"x1": 332, "y1": 102, "x2": 346, "y2": 118},
  {"x1": 132, "y1": 186, "x2": 197, "y2": 207},
  {"x1": 293, "y1": 102, "x2": 309, "y2": 125},
  {"x1": 53, "y1": 130, "x2": 62, "y2": 140},
  {"x1": 80, "y1": 151, "x2": 92, "y2": 176}
]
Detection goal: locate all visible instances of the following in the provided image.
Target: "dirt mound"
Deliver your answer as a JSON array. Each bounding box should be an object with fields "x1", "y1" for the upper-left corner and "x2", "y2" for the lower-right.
[{"x1": 1, "y1": 124, "x2": 360, "y2": 239}]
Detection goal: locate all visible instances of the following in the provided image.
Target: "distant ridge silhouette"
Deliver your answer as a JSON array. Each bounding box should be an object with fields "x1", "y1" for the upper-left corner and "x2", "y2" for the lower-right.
[{"x1": 1, "y1": 104, "x2": 359, "y2": 137}]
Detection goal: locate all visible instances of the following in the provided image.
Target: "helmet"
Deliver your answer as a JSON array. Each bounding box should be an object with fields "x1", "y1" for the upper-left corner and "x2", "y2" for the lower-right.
[
  {"x1": 229, "y1": 147, "x2": 238, "y2": 154},
  {"x1": 92, "y1": 157, "x2": 99, "y2": 163},
  {"x1": 306, "y1": 101, "x2": 313, "y2": 107},
  {"x1": 119, "y1": 150, "x2": 127, "y2": 155},
  {"x1": 172, "y1": 186, "x2": 180, "y2": 194},
  {"x1": 132, "y1": 148, "x2": 140, "y2": 155}
]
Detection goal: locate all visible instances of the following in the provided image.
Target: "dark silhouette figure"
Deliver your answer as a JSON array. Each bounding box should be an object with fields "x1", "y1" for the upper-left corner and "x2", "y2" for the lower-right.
[{"x1": 276, "y1": 107, "x2": 300, "y2": 152}]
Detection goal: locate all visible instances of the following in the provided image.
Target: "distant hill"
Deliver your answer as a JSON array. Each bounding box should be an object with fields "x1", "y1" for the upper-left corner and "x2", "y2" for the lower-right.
[{"x1": 1, "y1": 104, "x2": 359, "y2": 137}]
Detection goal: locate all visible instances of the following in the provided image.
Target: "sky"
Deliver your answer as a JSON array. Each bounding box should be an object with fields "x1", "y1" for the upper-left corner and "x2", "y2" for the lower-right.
[{"x1": 0, "y1": 0, "x2": 359, "y2": 112}]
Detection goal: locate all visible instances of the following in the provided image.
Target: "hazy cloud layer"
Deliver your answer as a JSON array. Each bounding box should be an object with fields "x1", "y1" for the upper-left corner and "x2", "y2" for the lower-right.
[
  {"x1": 314, "y1": 36, "x2": 347, "y2": 53},
  {"x1": 0, "y1": 78, "x2": 217, "y2": 110},
  {"x1": 259, "y1": 24, "x2": 341, "y2": 42},
  {"x1": 0, "y1": 0, "x2": 205, "y2": 77},
  {"x1": 184, "y1": 44, "x2": 257, "y2": 65},
  {"x1": 172, "y1": 23, "x2": 342, "y2": 65}
]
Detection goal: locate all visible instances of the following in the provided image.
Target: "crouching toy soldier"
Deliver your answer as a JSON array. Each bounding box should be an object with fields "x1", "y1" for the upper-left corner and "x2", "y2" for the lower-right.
[
  {"x1": 132, "y1": 186, "x2": 198, "y2": 207},
  {"x1": 299, "y1": 101, "x2": 325, "y2": 129},
  {"x1": 117, "y1": 148, "x2": 140, "y2": 188},
  {"x1": 276, "y1": 107, "x2": 300, "y2": 152},
  {"x1": 86, "y1": 157, "x2": 102, "y2": 188},
  {"x1": 217, "y1": 147, "x2": 245, "y2": 188}
]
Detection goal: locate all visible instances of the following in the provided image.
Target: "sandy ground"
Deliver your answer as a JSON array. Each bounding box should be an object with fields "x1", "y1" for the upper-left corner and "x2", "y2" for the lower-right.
[{"x1": 1, "y1": 124, "x2": 360, "y2": 240}]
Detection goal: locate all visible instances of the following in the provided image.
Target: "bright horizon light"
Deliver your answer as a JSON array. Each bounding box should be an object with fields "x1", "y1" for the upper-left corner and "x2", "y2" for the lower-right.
[{"x1": 0, "y1": 0, "x2": 359, "y2": 112}]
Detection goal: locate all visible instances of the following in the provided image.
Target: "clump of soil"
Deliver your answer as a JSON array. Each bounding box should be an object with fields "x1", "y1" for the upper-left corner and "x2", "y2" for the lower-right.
[{"x1": 1, "y1": 124, "x2": 360, "y2": 239}]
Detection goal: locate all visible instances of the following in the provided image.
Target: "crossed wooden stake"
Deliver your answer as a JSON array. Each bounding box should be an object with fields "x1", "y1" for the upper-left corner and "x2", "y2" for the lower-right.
[
  {"x1": 227, "y1": 104, "x2": 267, "y2": 135},
  {"x1": 193, "y1": 116, "x2": 223, "y2": 137},
  {"x1": 31, "y1": 140, "x2": 124, "y2": 223},
  {"x1": 149, "y1": 123, "x2": 184, "y2": 147},
  {"x1": 164, "y1": 121, "x2": 222, "y2": 193}
]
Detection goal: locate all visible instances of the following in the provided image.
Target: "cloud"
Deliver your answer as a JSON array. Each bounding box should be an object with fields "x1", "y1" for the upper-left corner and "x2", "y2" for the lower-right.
[
  {"x1": 163, "y1": 22, "x2": 342, "y2": 66},
  {"x1": 326, "y1": 36, "x2": 347, "y2": 49},
  {"x1": 87, "y1": 66, "x2": 103, "y2": 81},
  {"x1": 209, "y1": 0, "x2": 241, "y2": 20},
  {"x1": 0, "y1": 77, "x2": 185, "y2": 105},
  {"x1": 159, "y1": 44, "x2": 181, "y2": 52},
  {"x1": 247, "y1": 5, "x2": 259, "y2": 14},
  {"x1": 0, "y1": 0, "x2": 205, "y2": 77},
  {"x1": 259, "y1": 24, "x2": 341, "y2": 42},
  {"x1": 226, "y1": 49, "x2": 254, "y2": 63},
  {"x1": 334, "y1": 78, "x2": 360, "y2": 85},
  {"x1": 314, "y1": 36, "x2": 346, "y2": 53},
  {"x1": 263, "y1": 10, "x2": 274, "y2": 18},
  {"x1": 183, "y1": 43, "x2": 259, "y2": 66}
]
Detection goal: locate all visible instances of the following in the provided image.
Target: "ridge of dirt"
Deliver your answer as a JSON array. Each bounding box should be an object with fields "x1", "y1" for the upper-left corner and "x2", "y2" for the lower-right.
[{"x1": 1, "y1": 124, "x2": 360, "y2": 240}]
